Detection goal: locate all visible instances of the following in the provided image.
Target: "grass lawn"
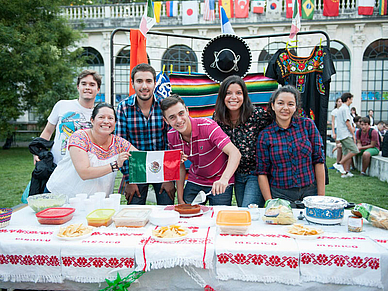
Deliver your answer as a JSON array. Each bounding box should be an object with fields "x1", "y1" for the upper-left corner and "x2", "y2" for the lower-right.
[{"x1": 0, "y1": 147, "x2": 387, "y2": 209}]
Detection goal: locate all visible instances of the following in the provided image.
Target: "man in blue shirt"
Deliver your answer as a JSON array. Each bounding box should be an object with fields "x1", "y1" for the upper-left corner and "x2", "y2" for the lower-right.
[{"x1": 116, "y1": 64, "x2": 175, "y2": 205}]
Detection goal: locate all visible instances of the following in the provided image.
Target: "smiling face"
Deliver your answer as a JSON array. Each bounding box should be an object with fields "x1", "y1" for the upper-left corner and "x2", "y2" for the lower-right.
[
  {"x1": 224, "y1": 83, "x2": 244, "y2": 113},
  {"x1": 131, "y1": 71, "x2": 155, "y2": 102},
  {"x1": 77, "y1": 75, "x2": 100, "y2": 102},
  {"x1": 163, "y1": 102, "x2": 191, "y2": 136},
  {"x1": 271, "y1": 92, "x2": 297, "y2": 127},
  {"x1": 91, "y1": 107, "x2": 116, "y2": 135}
]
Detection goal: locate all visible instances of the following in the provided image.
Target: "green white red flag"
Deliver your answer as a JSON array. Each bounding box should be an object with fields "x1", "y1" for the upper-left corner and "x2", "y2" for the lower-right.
[
  {"x1": 139, "y1": 0, "x2": 156, "y2": 36},
  {"x1": 289, "y1": 0, "x2": 301, "y2": 39}
]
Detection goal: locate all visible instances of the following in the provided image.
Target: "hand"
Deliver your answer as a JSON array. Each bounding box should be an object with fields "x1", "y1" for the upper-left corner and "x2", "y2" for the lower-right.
[
  {"x1": 160, "y1": 181, "x2": 176, "y2": 202},
  {"x1": 117, "y1": 152, "x2": 131, "y2": 168},
  {"x1": 180, "y1": 151, "x2": 188, "y2": 163},
  {"x1": 332, "y1": 133, "x2": 336, "y2": 140},
  {"x1": 178, "y1": 197, "x2": 185, "y2": 204},
  {"x1": 124, "y1": 183, "x2": 140, "y2": 204},
  {"x1": 33, "y1": 155, "x2": 40, "y2": 165},
  {"x1": 211, "y1": 178, "x2": 229, "y2": 195}
]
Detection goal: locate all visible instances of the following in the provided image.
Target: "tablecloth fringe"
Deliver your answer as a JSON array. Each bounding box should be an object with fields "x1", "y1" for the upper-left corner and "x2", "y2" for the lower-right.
[
  {"x1": 216, "y1": 273, "x2": 300, "y2": 285},
  {"x1": 65, "y1": 275, "x2": 107, "y2": 283},
  {"x1": 302, "y1": 275, "x2": 384, "y2": 289},
  {"x1": 0, "y1": 273, "x2": 63, "y2": 283},
  {"x1": 139, "y1": 258, "x2": 213, "y2": 272}
]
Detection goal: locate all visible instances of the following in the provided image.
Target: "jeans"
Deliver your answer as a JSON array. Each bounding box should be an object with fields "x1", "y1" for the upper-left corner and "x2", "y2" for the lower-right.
[
  {"x1": 270, "y1": 183, "x2": 317, "y2": 208},
  {"x1": 128, "y1": 183, "x2": 174, "y2": 205},
  {"x1": 183, "y1": 181, "x2": 233, "y2": 206},
  {"x1": 234, "y1": 172, "x2": 265, "y2": 208}
]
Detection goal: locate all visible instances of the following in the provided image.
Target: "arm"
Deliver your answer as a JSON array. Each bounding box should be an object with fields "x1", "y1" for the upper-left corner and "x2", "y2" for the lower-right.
[
  {"x1": 314, "y1": 163, "x2": 325, "y2": 196},
  {"x1": 345, "y1": 120, "x2": 356, "y2": 142},
  {"x1": 331, "y1": 115, "x2": 336, "y2": 140},
  {"x1": 34, "y1": 122, "x2": 56, "y2": 164},
  {"x1": 258, "y1": 175, "x2": 272, "y2": 201},
  {"x1": 358, "y1": 138, "x2": 377, "y2": 150},
  {"x1": 212, "y1": 142, "x2": 241, "y2": 195},
  {"x1": 176, "y1": 163, "x2": 186, "y2": 204}
]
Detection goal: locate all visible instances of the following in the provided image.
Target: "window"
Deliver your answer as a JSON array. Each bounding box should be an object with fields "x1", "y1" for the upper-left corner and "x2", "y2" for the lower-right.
[
  {"x1": 258, "y1": 42, "x2": 297, "y2": 73},
  {"x1": 161, "y1": 45, "x2": 197, "y2": 73},
  {"x1": 80, "y1": 47, "x2": 105, "y2": 102}
]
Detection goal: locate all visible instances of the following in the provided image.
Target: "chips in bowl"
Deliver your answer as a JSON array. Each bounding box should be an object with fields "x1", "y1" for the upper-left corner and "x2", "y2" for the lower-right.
[
  {"x1": 57, "y1": 223, "x2": 94, "y2": 239},
  {"x1": 152, "y1": 225, "x2": 188, "y2": 239}
]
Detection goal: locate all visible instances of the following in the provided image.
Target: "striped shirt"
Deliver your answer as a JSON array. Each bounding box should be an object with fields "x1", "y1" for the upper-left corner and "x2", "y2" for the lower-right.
[
  {"x1": 168, "y1": 117, "x2": 233, "y2": 186},
  {"x1": 256, "y1": 117, "x2": 324, "y2": 189},
  {"x1": 116, "y1": 94, "x2": 168, "y2": 182}
]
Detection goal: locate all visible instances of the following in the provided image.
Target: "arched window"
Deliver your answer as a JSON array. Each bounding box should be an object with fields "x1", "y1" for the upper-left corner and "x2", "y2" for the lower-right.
[
  {"x1": 161, "y1": 45, "x2": 197, "y2": 73},
  {"x1": 362, "y1": 39, "x2": 388, "y2": 121},
  {"x1": 257, "y1": 42, "x2": 296, "y2": 73},
  {"x1": 80, "y1": 47, "x2": 105, "y2": 102}
]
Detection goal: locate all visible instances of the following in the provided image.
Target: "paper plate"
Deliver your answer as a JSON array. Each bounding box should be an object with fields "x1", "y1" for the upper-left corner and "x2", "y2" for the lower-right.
[
  {"x1": 284, "y1": 226, "x2": 323, "y2": 240},
  {"x1": 151, "y1": 229, "x2": 190, "y2": 242},
  {"x1": 54, "y1": 228, "x2": 94, "y2": 241}
]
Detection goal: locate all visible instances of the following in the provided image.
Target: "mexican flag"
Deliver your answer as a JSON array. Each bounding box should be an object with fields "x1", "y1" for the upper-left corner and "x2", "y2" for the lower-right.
[
  {"x1": 139, "y1": 0, "x2": 156, "y2": 36},
  {"x1": 128, "y1": 150, "x2": 180, "y2": 183},
  {"x1": 289, "y1": 0, "x2": 301, "y2": 39}
]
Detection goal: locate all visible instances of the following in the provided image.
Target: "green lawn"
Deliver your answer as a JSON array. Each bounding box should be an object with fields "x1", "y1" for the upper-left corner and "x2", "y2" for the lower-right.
[{"x1": 0, "y1": 147, "x2": 387, "y2": 209}]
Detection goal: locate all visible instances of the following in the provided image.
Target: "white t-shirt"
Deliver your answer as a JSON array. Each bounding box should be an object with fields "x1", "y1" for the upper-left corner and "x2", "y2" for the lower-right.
[
  {"x1": 331, "y1": 108, "x2": 339, "y2": 129},
  {"x1": 336, "y1": 103, "x2": 353, "y2": 141},
  {"x1": 47, "y1": 99, "x2": 93, "y2": 164}
]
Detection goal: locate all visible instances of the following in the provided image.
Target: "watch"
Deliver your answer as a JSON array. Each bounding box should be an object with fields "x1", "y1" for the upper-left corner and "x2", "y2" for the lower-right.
[{"x1": 110, "y1": 161, "x2": 119, "y2": 172}]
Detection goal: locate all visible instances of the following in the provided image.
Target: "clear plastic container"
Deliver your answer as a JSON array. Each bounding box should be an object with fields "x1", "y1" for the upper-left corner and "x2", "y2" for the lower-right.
[
  {"x1": 36, "y1": 207, "x2": 75, "y2": 225},
  {"x1": 86, "y1": 209, "x2": 115, "y2": 227},
  {"x1": 216, "y1": 210, "x2": 251, "y2": 234},
  {"x1": 149, "y1": 210, "x2": 180, "y2": 226},
  {"x1": 113, "y1": 208, "x2": 151, "y2": 228},
  {"x1": 27, "y1": 193, "x2": 66, "y2": 213}
]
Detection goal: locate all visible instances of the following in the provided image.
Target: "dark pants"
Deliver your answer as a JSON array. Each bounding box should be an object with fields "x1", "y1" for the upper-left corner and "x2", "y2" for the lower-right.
[
  {"x1": 183, "y1": 181, "x2": 233, "y2": 206},
  {"x1": 128, "y1": 183, "x2": 174, "y2": 205},
  {"x1": 270, "y1": 183, "x2": 317, "y2": 208}
]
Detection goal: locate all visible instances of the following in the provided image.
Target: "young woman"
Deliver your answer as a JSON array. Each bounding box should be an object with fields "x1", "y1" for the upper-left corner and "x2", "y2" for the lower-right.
[
  {"x1": 214, "y1": 75, "x2": 271, "y2": 207},
  {"x1": 47, "y1": 103, "x2": 137, "y2": 198},
  {"x1": 256, "y1": 85, "x2": 325, "y2": 208},
  {"x1": 331, "y1": 97, "x2": 343, "y2": 164}
]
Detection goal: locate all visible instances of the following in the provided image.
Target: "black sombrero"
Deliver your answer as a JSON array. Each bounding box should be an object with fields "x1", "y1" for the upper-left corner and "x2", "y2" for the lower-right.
[{"x1": 202, "y1": 34, "x2": 252, "y2": 83}]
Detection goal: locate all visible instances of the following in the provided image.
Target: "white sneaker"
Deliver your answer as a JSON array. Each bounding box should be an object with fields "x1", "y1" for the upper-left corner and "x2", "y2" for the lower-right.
[
  {"x1": 341, "y1": 172, "x2": 354, "y2": 178},
  {"x1": 334, "y1": 163, "x2": 346, "y2": 174}
]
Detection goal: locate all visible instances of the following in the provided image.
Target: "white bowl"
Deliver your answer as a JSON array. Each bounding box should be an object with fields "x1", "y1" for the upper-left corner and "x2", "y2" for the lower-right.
[{"x1": 149, "y1": 210, "x2": 180, "y2": 226}]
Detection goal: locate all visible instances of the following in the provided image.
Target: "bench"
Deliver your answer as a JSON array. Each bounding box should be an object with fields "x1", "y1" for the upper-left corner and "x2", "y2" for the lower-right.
[{"x1": 326, "y1": 141, "x2": 388, "y2": 183}]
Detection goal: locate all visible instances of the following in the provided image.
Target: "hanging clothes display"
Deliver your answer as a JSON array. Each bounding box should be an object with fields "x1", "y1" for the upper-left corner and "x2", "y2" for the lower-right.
[{"x1": 265, "y1": 45, "x2": 336, "y2": 146}]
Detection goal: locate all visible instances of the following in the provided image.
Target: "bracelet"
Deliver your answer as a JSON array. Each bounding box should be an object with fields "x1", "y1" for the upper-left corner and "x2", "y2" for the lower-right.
[{"x1": 110, "y1": 161, "x2": 119, "y2": 172}]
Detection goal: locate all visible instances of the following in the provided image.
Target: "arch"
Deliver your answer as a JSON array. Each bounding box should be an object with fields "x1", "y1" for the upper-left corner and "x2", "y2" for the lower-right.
[
  {"x1": 161, "y1": 45, "x2": 197, "y2": 73},
  {"x1": 80, "y1": 47, "x2": 105, "y2": 102},
  {"x1": 257, "y1": 42, "x2": 296, "y2": 73}
]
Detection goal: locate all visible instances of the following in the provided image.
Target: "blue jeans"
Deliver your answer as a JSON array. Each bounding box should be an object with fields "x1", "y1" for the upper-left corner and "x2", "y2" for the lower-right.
[
  {"x1": 183, "y1": 182, "x2": 233, "y2": 206},
  {"x1": 234, "y1": 173, "x2": 265, "y2": 208},
  {"x1": 270, "y1": 183, "x2": 317, "y2": 208},
  {"x1": 128, "y1": 183, "x2": 174, "y2": 205}
]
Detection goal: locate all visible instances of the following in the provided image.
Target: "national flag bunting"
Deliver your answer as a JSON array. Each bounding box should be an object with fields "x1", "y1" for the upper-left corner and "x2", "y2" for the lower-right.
[
  {"x1": 203, "y1": 0, "x2": 215, "y2": 21},
  {"x1": 235, "y1": 0, "x2": 250, "y2": 18},
  {"x1": 252, "y1": 1, "x2": 266, "y2": 14},
  {"x1": 166, "y1": 1, "x2": 178, "y2": 17},
  {"x1": 266, "y1": 0, "x2": 282, "y2": 17},
  {"x1": 289, "y1": 0, "x2": 301, "y2": 39},
  {"x1": 220, "y1": 6, "x2": 235, "y2": 34},
  {"x1": 358, "y1": 0, "x2": 375, "y2": 15},
  {"x1": 153, "y1": 1, "x2": 162, "y2": 23},
  {"x1": 139, "y1": 0, "x2": 156, "y2": 36},
  {"x1": 128, "y1": 150, "x2": 181, "y2": 183},
  {"x1": 182, "y1": 1, "x2": 199, "y2": 25},
  {"x1": 219, "y1": 0, "x2": 234, "y2": 18},
  {"x1": 323, "y1": 0, "x2": 339, "y2": 16},
  {"x1": 380, "y1": 0, "x2": 388, "y2": 14},
  {"x1": 302, "y1": 0, "x2": 314, "y2": 19}
]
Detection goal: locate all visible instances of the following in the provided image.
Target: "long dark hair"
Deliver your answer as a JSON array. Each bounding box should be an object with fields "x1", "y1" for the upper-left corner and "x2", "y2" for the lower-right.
[
  {"x1": 334, "y1": 97, "x2": 341, "y2": 109},
  {"x1": 214, "y1": 75, "x2": 253, "y2": 125},
  {"x1": 267, "y1": 85, "x2": 301, "y2": 120},
  {"x1": 91, "y1": 103, "x2": 117, "y2": 122}
]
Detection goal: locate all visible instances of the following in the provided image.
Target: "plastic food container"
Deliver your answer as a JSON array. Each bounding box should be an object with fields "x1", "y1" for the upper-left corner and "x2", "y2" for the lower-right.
[
  {"x1": 302, "y1": 196, "x2": 348, "y2": 225},
  {"x1": 86, "y1": 209, "x2": 115, "y2": 227},
  {"x1": 174, "y1": 204, "x2": 201, "y2": 215},
  {"x1": 0, "y1": 208, "x2": 12, "y2": 228},
  {"x1": 216, "y1": 210, "x2": 251, "y2": 234},
  {"x1": 27, "y1": 193, "x2": 66, "y2": 213},
  {"x1": 36, "y1": 207, "x2": 75, "y2": 225},
  {"x1": 149, "y1": 210, "x2": 180, "y2": 226},
  {"x1": 113, "y1": 208, "x2": 151, "y2": 228}
]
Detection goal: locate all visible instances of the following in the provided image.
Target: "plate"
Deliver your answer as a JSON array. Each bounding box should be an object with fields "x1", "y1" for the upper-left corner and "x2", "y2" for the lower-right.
[
  {"x1": 179, "y1": 210, "x2": 204, "y2": 217},
  {"x1": 164, "y1": 205, "x2": 210, "y2": 215},
  {"x1": 54, "y1": 228, "x2": 94, "y2": 241},
  {"x1": 151, "y1": 229, "x2": 190, "y2": 242},
  {"x1": 284, "y1": 226, "x2": 323, "y2": 240}
]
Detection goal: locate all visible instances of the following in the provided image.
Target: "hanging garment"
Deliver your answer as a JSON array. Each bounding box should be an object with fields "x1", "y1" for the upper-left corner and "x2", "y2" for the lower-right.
[{"x1": 265, "y1": 46, "x2": 336, "y2": 146}]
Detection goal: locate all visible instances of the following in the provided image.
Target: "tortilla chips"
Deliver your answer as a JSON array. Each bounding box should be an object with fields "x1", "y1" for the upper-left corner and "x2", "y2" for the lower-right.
[
  {"x1": 57, "y1": 223, "x2": 94, "y2": 238},
  {"x1": 152, "y1": 225, "x2": 188, "y2": 238},
  {"x1": 288, "y1": 223, "x2": 323, "y2": 236}
]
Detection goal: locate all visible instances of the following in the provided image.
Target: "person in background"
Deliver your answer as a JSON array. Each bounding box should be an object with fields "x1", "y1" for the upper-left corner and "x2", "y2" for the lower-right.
[
  {"x1": 116, "y1": 63, "x2": 175, "y2": 205},
  {"x1": 356, "y1": 117, "x2": 380, "y2": 176},
  {"x1": 330, "y1": 97, "x2": 343, "y2": 168},
  {"x1": 213, "y1": 75, "x2": 271, "y2": 208},
  {"x1": 256, "y1": 85, "x2": 325, "y2": 208},
  {"x1": 350, "y1": 107, "x2": 358, "y2": 119},
  {"x1": 47, "y1": 103, "x2": 137, "y2": 198},
  {"x1": 376, "y1": 121, "x2": 387, "y2": 144},
  {"x1": 161, "y1": 94, "x2": 241, "y2": 206},
  {"x1": 367, "y1": 109, "x2": 375, "y2": 126}
]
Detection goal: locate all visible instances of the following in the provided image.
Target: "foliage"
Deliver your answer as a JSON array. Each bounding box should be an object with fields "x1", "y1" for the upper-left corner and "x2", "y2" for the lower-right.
[
  {"x1": 101, "y1": 271, "x2": 144, "y2": 291},
  {"x1": 0, "y1": 0, "x2": 86, "y2": 137}
]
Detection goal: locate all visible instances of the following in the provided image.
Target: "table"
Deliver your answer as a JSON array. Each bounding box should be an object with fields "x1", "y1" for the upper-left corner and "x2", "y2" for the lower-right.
[{"x1": 1, "y1": 205, "x2": 388, "y2": 291}]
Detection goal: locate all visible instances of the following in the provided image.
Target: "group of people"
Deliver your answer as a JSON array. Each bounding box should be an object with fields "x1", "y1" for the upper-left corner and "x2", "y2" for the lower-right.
[{"x1": 35, "y1": 63, "x2": 326, "y2": 208}]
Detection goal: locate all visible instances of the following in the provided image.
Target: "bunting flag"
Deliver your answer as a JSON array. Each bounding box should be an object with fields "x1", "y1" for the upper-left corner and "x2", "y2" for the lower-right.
[
  {"x1": 302, "y1": 0, "x2": 314, "y2": 19},
  {"x1": 128, "y1": 150, "x2": 181, "y2": 183},
  {"x1": 235, "y1": 0, "x2": 250, "y2": 18},
  {"x1": 380, "y1": 0, "x2": 388, "y2": 14},
  {"x1": 323, "y1": 0, "x2": 339, "y2": 16},
  {"x1": 154, "y1": 1, "x2": 162, "y2": 22},
  {"x1": 166, "y1": 1, "x2": 178, "y2": 17},
  {"x1": 139, "y1": 0, "x2": 156, "y2": 36},
  {"x1": 220, "y1": 6, "x2": 235, "y2": 34},
  {"x1": 129, "y1": 30, "x2": 148, "y2": 95},
  {"x1": 358, "y1": 0, "x2": 375, "y2": 15},
  {"x1": 287, "y1": 0, "x2": 302, "y2": 18},
  {"x1": 266, "y1": 0, "x2": 282, "y2": 17},
  {"x1": 219, "y1": 0, "x2": 234, "y2": 18},
  {"x1": 203, "y1": 0, "x2": 216, "y2": 21},
  {"x1": 252, "y1": 0, "x2": 266, "y2": 13},
  {"x1": 182, "y1": 1, "x2": 199, "y2": 25},
  {"x1": 289, "y1": 0, "x2": 301, "y2": 39}
]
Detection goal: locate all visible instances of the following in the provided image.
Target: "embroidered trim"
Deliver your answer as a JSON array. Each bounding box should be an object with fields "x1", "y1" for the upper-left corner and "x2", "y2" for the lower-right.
[
  {"x1": 62, "y1": 256, "x2": 134, "y2": 269},
  {"x1": 217, "y1": 253, "x2": 299, "y2": 269}
]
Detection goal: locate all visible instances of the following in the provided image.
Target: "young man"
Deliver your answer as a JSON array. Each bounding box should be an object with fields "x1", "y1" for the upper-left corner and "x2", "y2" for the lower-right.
[
  {"x1": 35, "y1": 70, "x2": 102, "y2": 164},
  {"x1": 333, "y1": 92, "x2": 360, "y2": 178},
  {"x1": 161, "y1": 94, "x2": 241, "y2": 206},
  {"x1": 356, "y1": 117, "x2": 380, "y2": 176},
  {"x1": 376, "y1": 121, "x2": 387, "y2": 144},
  {"x1": 116, "y1": 63, "x2": 175, "y2": 205}
]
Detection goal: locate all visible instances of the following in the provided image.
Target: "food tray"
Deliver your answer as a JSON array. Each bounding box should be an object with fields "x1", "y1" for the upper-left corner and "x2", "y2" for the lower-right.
[
  {"x1": 36, "y1": 207, "x2": 75, "y2": 225},
  {"x1": 113, "y1": 208, "x2": 151, "y2": 228},
  {"x1": 174, "y1": 204, "x2": 201, "y2": 215},
  {"x1": 86, "y1": 209, "x2": 115, "y2": 227},
  {"x1": 0, "y1": 208, "x2": 12, "y2": 228},
  {"x1": 216, "y1": 210, "x2": 251, "y2": 234}
]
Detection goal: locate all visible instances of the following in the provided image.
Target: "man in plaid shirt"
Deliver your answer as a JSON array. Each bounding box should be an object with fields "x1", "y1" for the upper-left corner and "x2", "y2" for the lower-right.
[{"x1": 116, "y1": 64, "x2": 175, "y2": 205}]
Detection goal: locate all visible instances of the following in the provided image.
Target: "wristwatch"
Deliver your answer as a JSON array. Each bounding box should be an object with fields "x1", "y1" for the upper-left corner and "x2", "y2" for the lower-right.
[{"x1": 110, "y1": 161, "x2": 119, "y2": 172}]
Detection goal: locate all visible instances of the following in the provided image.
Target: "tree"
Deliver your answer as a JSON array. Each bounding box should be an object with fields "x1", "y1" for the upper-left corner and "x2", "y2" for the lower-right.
[{"x1": 0, "y1": 0, "x2": 85, "y2": 137}]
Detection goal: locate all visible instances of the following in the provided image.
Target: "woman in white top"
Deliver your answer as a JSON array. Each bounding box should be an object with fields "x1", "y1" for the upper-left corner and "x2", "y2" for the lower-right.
[{"x1": 331, "y1": 98, "x2": 343, "y2": 164}]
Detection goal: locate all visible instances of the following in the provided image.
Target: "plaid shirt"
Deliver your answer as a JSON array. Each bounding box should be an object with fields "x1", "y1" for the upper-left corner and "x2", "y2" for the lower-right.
[
  {"x1": 256, "y1": 117, "x2": 324, "y2": 189},
  {"x1": 116, "y1": 94, "x2": 169, "y2": 182}
]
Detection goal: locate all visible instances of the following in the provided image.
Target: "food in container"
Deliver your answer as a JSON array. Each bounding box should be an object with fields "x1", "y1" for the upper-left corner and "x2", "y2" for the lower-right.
[
  {"x1": 86, "y1": 209, "x2": 115, "y2": 227},
  {"x1": 149, "y1": 210, "x2": 180, "y2": 226},
  {"x1": 0, "y1": 208, "x2": 12, "y2": 228},
  {"x1": 27, "y1": 193, "x2": 66, "y2": 213},
  {"x1": 36, "y1": 207, "x2": 75, "y2": 225},
  {"x1": 302, "y1": 196, "x2": 348, "y2": 225},
  {"x1": 352, "y1": 203, "x2": 388, "y2": 230},
  {"x1": 216, "y1": 210, "x2": 251, "y2": 234},
  {"x1": 262, "y1": 199, "x2": 296, "y2": 225},
  {"x1": 113, "y1": 208, "x2": 151, "y2": 228},
  {"x1": 174, "y1": 204, "x2": 201, "y2": 215},
  {"x1": 348, "y1": 215, "x2": 363, "y2": 232}
]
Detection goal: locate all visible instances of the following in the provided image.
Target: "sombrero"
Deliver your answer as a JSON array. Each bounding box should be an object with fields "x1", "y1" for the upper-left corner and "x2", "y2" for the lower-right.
[{"x1": 202, "y1": 34, "x2": 252, "y2": 83}]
